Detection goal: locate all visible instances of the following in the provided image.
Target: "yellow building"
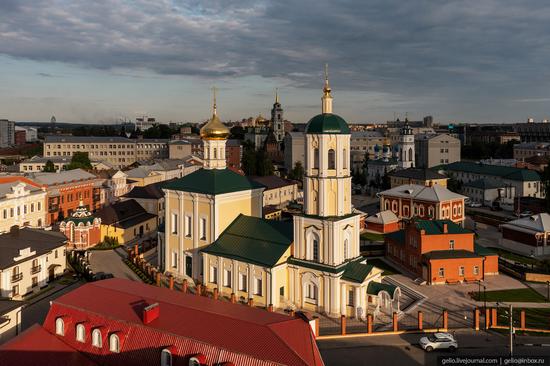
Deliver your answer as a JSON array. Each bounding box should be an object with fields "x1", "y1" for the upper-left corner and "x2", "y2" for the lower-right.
[
  {"x1": 96, "y1": 199, "x2": 157, "y2": 245},
  {"x1": 388, "y1": 168, "x2": 449, "y2": 188},
  {"x1": 160, "y1": 91, "x2": 264, "y2": 282},
  {"x1": 0, "y1": 179, "x2": 47, "y2": 233}
]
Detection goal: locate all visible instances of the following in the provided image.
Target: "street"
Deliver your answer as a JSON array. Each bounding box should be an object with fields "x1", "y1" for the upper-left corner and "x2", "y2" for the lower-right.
[
  {"x1": 88, "y1": 248, "x2": 141, "y2": 281},
  {"x1": 318, "y1": 330, "x2": 550, "y2": 366}
]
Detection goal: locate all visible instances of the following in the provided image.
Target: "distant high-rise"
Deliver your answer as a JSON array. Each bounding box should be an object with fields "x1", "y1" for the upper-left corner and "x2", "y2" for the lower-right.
[
  {"x1": 50, "y1": 116, "x2": 56, "y2": 131},
  {"x1": 0, "y1": 119, "x2": 15, "y2": 148}
]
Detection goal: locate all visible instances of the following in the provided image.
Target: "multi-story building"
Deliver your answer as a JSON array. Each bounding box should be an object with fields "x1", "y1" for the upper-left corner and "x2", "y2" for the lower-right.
[
  {"x1": 0, "y1": 278, "x2": 324, "y2": 366},
  {"x1": 415, "y1": 133, "x2": 461, "y2": 168},
  {"x1": 27, "y1": 169, "x2": 101, "y2": 225},
  {"x1": 388, "y1": 168, "x2": 448, "y2": 188},
  {"x1": 122, "y1": 181, "x2": 166, "y2": 225},
  {"x1": 17, "y1": 126, "x2": 38, "y2": 142},
  {"x1": 378, "y1": 184, "x2": 467, "y2": 224},
  {"x1": 350, "y1": 130, "x2": 384, "y2": 171},
  {"x1": 441, "y1": 161, "x2": 543, "y2": 198},
  {"x1": 249, "y1": 175, "x2": 299, "y2": 208},
  {"x1": 284, "y1": 131, "x2": 305, "y2": 172},
  {"x1": 43, "y1": 136, "x2": 169, "y2": 169},
  {"x1": 0, "y1": 177, "x2": 47, "y2": 233},
  {"x1": 14, "y1": 128, "x2": 26, "y2": 146},
  {"x1": 385, "y1": 220, "x2": 498, "y2": 284},
  {"x1": 513, "y1": 142, "x2": 550, "y2": 160},
  {"x1": 500, "y1": 213, "x2": 550, "y2": 256},
  {"x1": 93, "y1": 170, "x2": 129, "y2": 204},
  {"x1": 0, "y1": 227, "x2": 67, "y2": 299},
  {"x1": 0, "y1": 120, "x2": 15, "y2": 148},
  {"x1": 513, "y1": 120, "x2": 550, "y2": 142},
  {"x1": 168, "y1": 138, "x2": 202, "y2": 159}
]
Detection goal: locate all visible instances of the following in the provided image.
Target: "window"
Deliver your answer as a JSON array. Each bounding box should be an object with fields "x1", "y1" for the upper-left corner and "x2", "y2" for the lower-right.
[
  {"x1": 109, "y1": 334, "x2": 120, "y2": 353},
  {"x1": 31, "y1": 203, "x2": 34, "y2": 212},
  {"x1": 255, "y1": 277, "x2": 262, "y2": 296},
  {"x1": 280, "y1": 286, "x2": 285, "y2": 296},
  {"x1": 312, "y1": 238, "x2": 319, "y2": 262},
  {"x1": 343, "y1": 239, "x2": 348, "y2": 260},
  {"x1": 92, "y1": 329, "x2": 102, "y2": 348},
  {"x1": 55, "y1": 317, "x2": 64, "y2": 336},
  {"x1": 185, "y1": 255, "x2": 193, "y2": 277},
  {"x1": 438, "y1": 268, "x2": 445, "y2": 277},
  {"x1": 2, "y1": 209, "x2": 5, "y2": 219},
  {"x1": 473, "y1": 266, "x2": 479, "y2": 275},
  {"x1": 171, "y1": 252, "x2": 178, "y2": 268},
  {"x1": 185, "y1": 216, "x2": 192, "y2": 237},
  {"x1": 161, "y1": 349, "x2": 172, "y2": 366},
  {"x1": 32, "y1": 276, "x2": 38, "y2": 287},
  {"x1": 239, "y1": 273, "x2": 247, "y2": 292},
  {"x1": 305, "y1": 283, "x2": 317, "y2": 301},
  {"x1": 328, "y1": 149, "x2": 335, "y2": 169},
  {"x1": 200, "y1": 218, "x2": 207, "y2": 240},
  {"x1": 459, "y1": 266, "x2": 465, "y2": 277},
  {"x1": 313, "y1": 148, "x2": 319, "y2": 169},
  {"x1": 348, "y1": 289, "x2": 354, "y2": 306},
  {"x1": 171, "y1": 213, "x2": 178, "y2": 234},
  {"x1": 76, "y1": 324, "x2": 85, "y2": 342},
  {"x1": 12, "y1": 285, "x2": 18, "y2": 296},
  {"x1": 55, "y1": 250, "x2": 58, "y2": 259},
  {"x1": 449, "y1": 240, "x2": 455, "y2": 250},
  {"x1": 38, "y1": 202, "x2": 41, "y2": 211},
  {"x1": 224, "y1": 270, "x2": 232, "y2": 287},
  {"x1": 210, "y1": 266, "x2": 217, "y2": 284},
  {"x1": 343, "y1": 148, "x2": 347, "y2": 169}
]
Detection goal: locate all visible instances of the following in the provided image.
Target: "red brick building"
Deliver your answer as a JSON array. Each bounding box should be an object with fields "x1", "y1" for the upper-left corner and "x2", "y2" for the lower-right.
[
  {"x1": 378, "y1": 184, "x2": 467, "y2": 225},
  {"x1": 385, "y1": 220, "x2": 498, "y2": 285},
  {"x1": 0, "y1": 278, "x2": 324, "y2": 366},
  {"x1": 59, "y1": 202, "x2": 102, "y2": 250},
  {"x1": 14, "y1": 129, "x2": 26, "y2": 146},
  {"x1": 225, "y1": 139, "x2": 242, "y2": 170},
  {"x1": 364, "y1": 210, "x2": 400, "y2": 233}
]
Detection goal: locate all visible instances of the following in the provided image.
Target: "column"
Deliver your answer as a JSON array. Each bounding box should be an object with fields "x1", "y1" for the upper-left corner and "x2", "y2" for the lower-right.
[
  {"x1": 192, "y1": 194, "x2": 199, "y2": 280},
  {"x1": 248, "y1": 264, "x2": 254, "y2": 299},
  {"x1": 354, "y1": 286, "x2": 361, "y2": 319},
  {"x1": 340, "y1": 284, "x2": 346, "y2": 316},
  {"x1": 232, "y1": 259, "x2": 238, "y2": 294},
  {"x1": 267, "y1": 269, "x2": 274, "y2": 307},
  {"x1": 323, "y1": 276, "x2": 330, "y2": 314},
  {"x1": 217, "y1": 257, "x2": 223, "y2": 289},
  {"x1": 178, "y1": 192, "x2": 184, "y2": 277}
]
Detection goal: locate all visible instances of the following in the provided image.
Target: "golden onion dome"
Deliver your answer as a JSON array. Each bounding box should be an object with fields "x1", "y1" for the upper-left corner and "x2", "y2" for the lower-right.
[
  {"x1": 200, "y1": 112, "x2": 230, "y2": 140},
  {"x1": 254, "y1": 113, "x2": 266, "y2": 125}
]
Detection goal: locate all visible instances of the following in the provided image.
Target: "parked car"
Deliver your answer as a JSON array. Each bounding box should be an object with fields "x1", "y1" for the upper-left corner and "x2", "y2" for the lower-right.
[
  {"x1": 91, "y1": 272, "x2": 115, "y2": 281},
  {"x1": 519, "y1": 210, "x2": 534, "y2": 218},
  {"x1": 468, "y1": 202, "x2": 482, "y2": 208},
  {"x1": 419, "y1": 332, "x2": 458, "y2": 352}
]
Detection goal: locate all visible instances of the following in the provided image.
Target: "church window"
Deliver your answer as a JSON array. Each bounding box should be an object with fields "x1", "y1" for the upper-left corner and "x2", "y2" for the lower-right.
[
  {"x1": 348, "y1": 289, "x2": 354, "y2": 306},
  {"x1": 305, "y1": 283, "x2": 317, "y2": 302},
  {"x1": 313, "y1": 148, "x2": 319, "y2": 169},
  {"x1": 408, "y1": 147, "x2": 413, "y2": 161},
  {"x1": 343, "y1": 239, "x2": 349, "y2": 260},
  {"x1": 213, "y1": 148, "x2": 217, "y2": 159},
  {"x1": 385, "y1": 200, "x2": 390, "y2": 210},
  {"x1": 239, "y1": 273, "x2": 247, "y2": 292},
  {"x1": 55, "y1": 317, "x2": 64, "y2": 336},
  {"x1": 328, "y1": 149, "x2": 335, "y2": 169},
  {"x1": 313, "y1": 238, "x2": 319, "y2": 262},
  {"x1": 209, "y1": 266, "x2": 217, "y2": 284}
]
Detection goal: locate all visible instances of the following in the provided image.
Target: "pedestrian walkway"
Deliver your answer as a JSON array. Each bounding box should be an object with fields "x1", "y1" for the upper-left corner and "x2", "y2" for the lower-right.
[{"x1": 89, "y1": 249, "x2": 141, "y2": 281}]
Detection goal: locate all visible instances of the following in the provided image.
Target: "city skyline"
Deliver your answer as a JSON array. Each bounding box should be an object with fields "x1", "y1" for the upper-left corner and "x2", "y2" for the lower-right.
[{"x1": 2, "y1": 1, "x2": 550, "y2": 124}]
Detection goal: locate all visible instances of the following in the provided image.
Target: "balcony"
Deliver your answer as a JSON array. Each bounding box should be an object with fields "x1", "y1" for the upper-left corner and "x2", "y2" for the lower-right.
[
  {"x1": 11, "y1": 273, "x2": 23, "y2": 283},
  {"x1": 31, "y1": 265, "x2": 41, "y2": 274}
]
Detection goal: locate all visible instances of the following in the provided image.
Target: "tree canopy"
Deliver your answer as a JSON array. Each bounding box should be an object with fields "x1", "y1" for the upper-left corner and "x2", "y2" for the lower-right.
[
  {"x1": 67, "y1": 152, "x2": 92, "y2": 170},
  {"x1": 43, "y1": 160, "x2": 56, "y2": 172}
]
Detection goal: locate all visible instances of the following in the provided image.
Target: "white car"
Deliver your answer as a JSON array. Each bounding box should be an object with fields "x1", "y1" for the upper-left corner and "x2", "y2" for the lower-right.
[
  {"x1": 419, "y1": 333, "x2": 458, "y2": 352},
  {"x1": 468, "y1": 202, "x2": 482, "y2": 208}
]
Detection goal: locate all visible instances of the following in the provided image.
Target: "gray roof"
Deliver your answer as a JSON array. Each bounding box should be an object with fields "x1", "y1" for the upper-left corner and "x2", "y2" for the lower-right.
[
  {"x1": 388, "y1": 168, "x2": 447, "y2": 181},
  {"x1": 464, "y1": 179, "x2": 503, "y2": 190},
  {"x1": 0, "y1": 300, "x2": 23, "y2": 315},
  {"x1": 29, "y1": 169, "x2": 97, "y2": 185},
  {"x1": 379, "y1": 184, "x2": 467, "y2": 202},
  {"x1": 0, "y1": 229, "x2": 67, "y2": 270},
  {"x1": 502, "y1": 213, "x2": 550, "y2": 233},
  {"x1": 44, "y1": 135, "x2": 131, "y2": 143},
  {"x1": 23, "y1": 156, "x2": 72, "y2": 164},
  {"x1": 0, "y1": 181, "x2": 42, "y2": 198},
  {"x1": 169, "y1": 139, "x2": 202, "y2": 145}
]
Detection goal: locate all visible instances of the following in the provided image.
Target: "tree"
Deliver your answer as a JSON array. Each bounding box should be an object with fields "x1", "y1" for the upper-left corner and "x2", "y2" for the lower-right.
[
  {"x1": 447, "y1": 176, "x2": 463, "y2": 193},
  {"x1": 43, "y1": 160, "x2": 56, "y2": 172},
  {"x1": 67, "y1": 152, "x2": 92, "y2": 170},
  {"x1": 255, "y1": 150, "x2": 274, "y2": 176},
  {"x1": 241, "y1": 145, "x2": 257, "y2": 176},
  {"x1": 288, "y1": 161, "x2": 304, "y2": 181}
]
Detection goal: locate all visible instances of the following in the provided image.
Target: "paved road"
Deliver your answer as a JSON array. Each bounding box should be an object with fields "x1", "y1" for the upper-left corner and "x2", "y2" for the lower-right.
[
  {"x1": 318, "y1": 330, "x2": 550, "y2": 366},
  {"x1": 88, "y1": 249, "x2": 141, "y2": 281}
]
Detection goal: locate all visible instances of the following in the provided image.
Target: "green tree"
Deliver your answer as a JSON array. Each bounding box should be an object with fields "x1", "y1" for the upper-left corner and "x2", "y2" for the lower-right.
[
  {"x1": 241, "y1": 145, "x2": 257, "y2": 175},
  {"x1": 255, "y1": 150, "x2": 274, "y2": 176},
  {"x1": 447, "y1": 176, "x2": 463, "y2": 193},
  {"x1": 43, "y1": 160, "x2": 56, "y2": 172},
  {"x1": 288, "y1": 161, "x2": 304, "y2": 180},
  {"x1": 67, "y1": 152, "x2": 92, "y2": 170}
]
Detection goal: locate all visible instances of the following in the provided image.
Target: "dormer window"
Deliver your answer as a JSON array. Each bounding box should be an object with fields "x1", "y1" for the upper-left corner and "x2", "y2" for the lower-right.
[
  {"x1": 92, "y1": 328, "x2": 102, "y2": 348},
  {"x1": 55, "y1": 317, "x2": 64, "y2": 336},
  {"x1": 109, "y1": 333, "x2": 120, "y2": 353},
  {"x1": 161, "y1": 349, "x2": 172, "y2": 366},
  {"x1": 76, "y1": 323, "x2": 85, "y2": 342}
]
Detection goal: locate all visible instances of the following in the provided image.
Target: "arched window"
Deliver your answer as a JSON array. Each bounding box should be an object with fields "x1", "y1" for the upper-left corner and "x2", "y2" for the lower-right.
[
  {"x1": 55, "y1": 317, "x2": 64, "y2": 336},
  {"x1": 342, "y1": 148, "x2": 347, "y2": 169},
  {"x1": 109, "y1": 334, "x2": 120, "y2": 353},
  {"x1": 328, "y1": 149, "x2": 335, "y2": 169},
  {"x1": 305, "y1": 282, "x2": 318, "y2": 302},
  {"x1": 385, "y1": 200, "x2": 390, "y2": 210},
  {"x1": 408, "y1": 147, "x2": 413, "y2": 161},
  {"x1": 161, "y1": 349, "x2": 172, "y2": 366},
  {"x1": 76, "y1": 324, "x2": 85, "y2": 342},
  {"x1": 343, "y1": 239, "x2": 349, "y2": 260},
  {"x1": 92, "y1": 329, "x2": 102, "y2": 348},
  {"x1": 313, "y1": 148, "x2": 319, "y2": 169}
]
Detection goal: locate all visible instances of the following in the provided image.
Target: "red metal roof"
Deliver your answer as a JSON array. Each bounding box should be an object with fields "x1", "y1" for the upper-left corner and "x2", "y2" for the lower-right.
[
  {"x1": 0, "y1": 324, "x2": 98, "y2": 366},
  {"x1": 39, "y1": 278, "x2": 323, "y2": 366}
]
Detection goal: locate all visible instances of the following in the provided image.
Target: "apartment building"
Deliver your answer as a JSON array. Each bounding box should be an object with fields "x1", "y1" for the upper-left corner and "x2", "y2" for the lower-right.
[
  {"x1": 249, "y1": 175, "x2": 299, "y2": 208},
  {"x1": 0, "y1": 228, "x2": 67, "y2": 299},
  {"x1": 415, "y1": 134, "x2": 461, "y2": 168},
  {"x1": 168, "y1": 138, "x2": 202, "y2": 159},
  {"x1": 43, "y1": 136, "x2": 169, "y2": 169},
  {"x1": 0, "y1": 120, "x2": 15, "y2": 148},
  {"x1": 388, "y1": 168, "x2": 448, "y2": 188},
  {"x1": 513, "y1": 142, "x2": 550, "y2": 160},
  {"x1": 0, "y1": 178, "x2": 47, "y2": 233},
  {"x1": 350, "y1": 130, "x2": 384, "y2": 171}
]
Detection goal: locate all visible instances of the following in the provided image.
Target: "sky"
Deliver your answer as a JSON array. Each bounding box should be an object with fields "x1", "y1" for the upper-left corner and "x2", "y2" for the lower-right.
[{"x1": 1, "y1": 0, "x2": 550, "y2": 125}]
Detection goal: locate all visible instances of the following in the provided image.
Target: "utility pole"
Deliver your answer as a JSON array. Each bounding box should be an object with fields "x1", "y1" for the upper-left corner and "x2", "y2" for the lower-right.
[{"x1": 509, "y1": 304, "x2": 514, "y2": 357}]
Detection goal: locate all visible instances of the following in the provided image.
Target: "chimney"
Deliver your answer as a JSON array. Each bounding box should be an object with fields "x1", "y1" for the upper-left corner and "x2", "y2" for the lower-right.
[
  {"x1": 443, "y1": 223, "x2": 448, "y2": 233},
  {"x1": 142, "y1": 303, "x2": 160, "y2": 324},
  {"x1": 420, "y1": 229, "x2": 426, "y2": 235}
]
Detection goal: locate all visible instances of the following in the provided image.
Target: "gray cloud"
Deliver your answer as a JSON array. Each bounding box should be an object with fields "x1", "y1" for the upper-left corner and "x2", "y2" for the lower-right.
[{"x1": 2, "y1": 0, "x2": 550, "y2": 121}]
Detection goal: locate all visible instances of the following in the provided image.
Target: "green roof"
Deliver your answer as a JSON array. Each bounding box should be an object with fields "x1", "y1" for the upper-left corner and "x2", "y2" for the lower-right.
[
  {"x1": 64, "y1": 217, "x2": 95, "y2": 225},
  {"x1": 414, "y1": 220, "x2": 472, "y2": 235},
  {"x1": 474, "y1": 243, "x2": 497, "y2": 256},
  {"x1": 423, "y1": 250, "x2": 481, "y2": 260},
  {"x1": 464, "y1": 179, "x2": 502, "y2": 190},
  {"x1": 367, "y1": 281, "x2": 397, "y2": 296},
  {"x1": 341, "y1": 261, "x2": 375, "y2": 283},
  {"x1": 287, "y1": 257, "x2": 349, "y2": 273},
  {"x1": 385, "y1": 230, "x2": 405, "y2": 245},
  {"x1": 305, "y1": 113, "x2": 350, "y2": 134},
  {"x1": 202, "y1": 214, "x2": 293, "y2": 267},
  {"x1": 443, "y1": 161, "x2": 540, "y2": 182},
  {"x1": 162, "y1": 168, "x2": 264, "y2": 195}
]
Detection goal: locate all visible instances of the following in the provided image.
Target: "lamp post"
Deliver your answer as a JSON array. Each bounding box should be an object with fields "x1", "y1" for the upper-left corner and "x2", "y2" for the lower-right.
[{"x1": 547, "y1": 281, "x2": 549, "y2": 302}]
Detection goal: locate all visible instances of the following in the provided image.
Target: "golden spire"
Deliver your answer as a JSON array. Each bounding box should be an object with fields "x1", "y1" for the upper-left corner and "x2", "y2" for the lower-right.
[
  {"x1": 323, "y1": 63, "x2": 331, "y2": 96},
  {"x1": 321, "y1": 63, "x2": 333, "y2": 114},
  {"x1": 212, "y1": 86, "x2": 217, "y2": 116},
  {"x1": 200, "y1": 86, "x2": 230, "y2": 140},
  {"x1": 275, "y1": 88, "x2": 279, "y2": 104}
]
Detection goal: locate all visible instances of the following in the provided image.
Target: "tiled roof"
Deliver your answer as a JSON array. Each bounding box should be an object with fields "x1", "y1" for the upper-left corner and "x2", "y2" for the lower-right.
[
  {"x1": 365, "y1": 210, "x2": 398, "y2": 224},
  {"x1": 388, "y1": 168, "x2": 447, "y2": 180},
  {"x1": 202, "y1": 214, "x2": 293, "y2": 267},
  {"x1": 367, "y1": 281, "x2": 397, "y2": 296},
  {"x1": 443, "y1": 161, "x2": 540, "y2": 182},
  {"x1": 249, "y1": 175, "x2": 296, "y2": 190},
  {"x1": 341, "y1": 260, "x2": 375, "y2": 283},
  {"x1": 42, "y1": 279, "x2": 324, "y2": 366},
  {"x1": 423, "y1": 250, "x2": 481, "y2": 260},
  {"x1": 379, "y1": 184, "x2": 467, "y2": 202},
  {"x1": 95, "y1": 199, "x2": 156, "y2": 228},
  {"x1": 0, "y1": 229, "x2": 67, "y2": 269},
  {"x1": 163, "y1": 168, "x2": 264, "y2": 195},
  {"x1": 414, "y1": 220, "x2": 472, "y2": 235},
  {"x1": 123, "y1": 181, "x2": 168, "y2": 200}
]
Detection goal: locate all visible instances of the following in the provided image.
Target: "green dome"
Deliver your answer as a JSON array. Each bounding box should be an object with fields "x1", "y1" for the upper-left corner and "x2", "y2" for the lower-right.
[{"x1": 305, "y1": 113, "x2": 350, "y2": 134}]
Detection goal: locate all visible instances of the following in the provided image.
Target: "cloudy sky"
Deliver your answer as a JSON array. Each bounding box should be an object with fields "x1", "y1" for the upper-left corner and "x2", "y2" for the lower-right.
[{"x1": 1, "y1": 0, "x2": 550, "y2": 124}]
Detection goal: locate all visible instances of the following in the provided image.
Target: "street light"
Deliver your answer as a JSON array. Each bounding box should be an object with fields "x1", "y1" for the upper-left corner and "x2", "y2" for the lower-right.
[{"x1": 547, "y1": 281, "x2": 549, "y2": 302}]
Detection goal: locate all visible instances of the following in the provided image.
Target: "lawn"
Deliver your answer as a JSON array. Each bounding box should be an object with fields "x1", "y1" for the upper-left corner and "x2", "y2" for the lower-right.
[
  {"x1": 360, "y1": 232, "x2": 385, "y2": 242},
  {"x1": 471, "y1": 288, "x2": 547, "y2": 303},
  {"x1": 496, "y1": 307, "x2": 550, "y2": 331},
  {"x1": 487, "y1": 247, "x2": 539, "y2": 266},
  {"x1": 367, "y1": 258, "x2": 400, "y2": 276}
]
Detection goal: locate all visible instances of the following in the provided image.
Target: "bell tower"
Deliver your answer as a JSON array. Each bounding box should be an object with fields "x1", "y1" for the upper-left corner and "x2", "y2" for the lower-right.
[
  {"x1": 271, "y1": 88, "x2": 285, "y2": 143},
  {"x1": 200, "y1": 87, "x2": 230, "y2": 170}
]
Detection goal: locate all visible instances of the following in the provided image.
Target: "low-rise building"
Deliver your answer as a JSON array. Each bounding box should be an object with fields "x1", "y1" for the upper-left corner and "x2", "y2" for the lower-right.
[
  {"x1": 378, "y1": 184, "x2": 467, "y2": 224},
  {"x1": 59, "y1": 202, "x2": 101, "y2": 250},
  {"x1": 441, "y1": 161, "x2": 543, "y2": 198},
  {"x1": 500, "y1": 213, "x2": 550, "y2": 256},
  {"x1": 0, "y1": 227, "x2": 67, "y2": 299},
  {"x1": 19, "y1": 156, "x2": 72, "y2": 173},
  {"x1": 168, "y1": 138, "x2": 202, "y2": 159},
  {"x1": 125, "y1": 159, "x2": 200, "y2": 187},
  {"x1": 388, "y1": 168, "x2": 448, "y2": 188},
  {"x1": 350, "y1": 130, "x2": 384, "y2": 171},
  {"x1": 0, "y1": 278, "x2": 324, "y2": 366},
  {"x1": 415, "y1": 134, "x2": 461, "y2": 168},
  {"x1": 364, "y1": 210, "x2": 399, "y2": 233},
  {"x1": 514, "y1": 142, "x2": 550, "y2": 160},
  {"x1": 93, "y1": 170, "x2": 129, "y2": 204},
  {"x1": 0, "y1": 300, "x2": 23, "y2": 344},
  {"x1": 386, "y1": 220, "x2": 498, "y2": 284},
  {"x1": 122, "y1": 181, "x2": 166, "y2": 225},
  {"x1": 96, "y1": 199, "x2": 157, "y2": 245},
  {"x1": 462, "y1": 179, "x2": 515, "y2": 209},
  {"x1": 0, "y1": 177, "x2": 47, "y2": 233},
  {"x1": 249, "y1": 175, "x2": 299, "y2": 208}
]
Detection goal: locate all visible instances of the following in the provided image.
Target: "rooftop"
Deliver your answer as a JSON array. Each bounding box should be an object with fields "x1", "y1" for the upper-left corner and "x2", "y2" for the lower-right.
[
  {"x1": 95, "y1": 199, "x2": 156, "y2": 228},
  {"x1": 379, "y1": 184, "x2": 467, "y2": 202},
  {"x1": 28, "y1": 169, "x2": 98, "y2": 186},
  {"x1": 414, "y1": 219, "x2": 472, "y2": 235},
  {"x1": 464, "y1": 178, "x2": 504, "y2": 190},
  {"x1": 249, "y1": 175, "x2": 296, "y2": 190},
  {"x1": 501, "y1": 213, "x2": 550, "y2": 233},
  {"x1": 0, "y1": 228, "x2": 67, "y2": 269},
  {"x1": 305, "y1": 113, "x2": 350, "y2": 135},
  {"x1": 123, "y1": 181, "x2": 168, "y2": 200},
  {"x1": 443, "y1": 161, "x2": 540, "y2": 182},
  {"x1": 388, "y1": 168, "x2": 447, "y2": 181},
  {"x1": 163, "y1": 168, "x2": 264, "y2": 195}
]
